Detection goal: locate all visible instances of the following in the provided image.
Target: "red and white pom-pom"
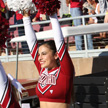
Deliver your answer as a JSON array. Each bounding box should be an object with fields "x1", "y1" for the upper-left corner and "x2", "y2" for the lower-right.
[
  {"x1": 0, "y1": 15, "x2": 10, "y2": 48},
  {"x1": 33, "y1": 0, "x2": 61, "y2": 15}
]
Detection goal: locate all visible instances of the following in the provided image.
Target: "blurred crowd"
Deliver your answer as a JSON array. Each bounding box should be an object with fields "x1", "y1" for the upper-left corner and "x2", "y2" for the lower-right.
[{"x1": 0, "y1": 0, "x2": 108, "y2": 54}]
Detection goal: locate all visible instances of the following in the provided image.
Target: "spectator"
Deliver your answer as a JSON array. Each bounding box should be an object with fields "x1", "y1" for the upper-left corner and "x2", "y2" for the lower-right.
[
  {"x1": 66, "y1": 0, "x2": 83, "y2": 50},
  {"x1": 32, "y1": 11, "x2": 44, "y2": 31},
  {"x1": 98, "y1": 0, "x2": 108, "y2": 23},
  {"x1": 83, "y1": 0, "x2": 99, "y2": 49},
  {"x1": 84, "y1": 0, "x2": 106, "y2": 44},
  {"x1": 32, "y1": 11, "x2": 40, "y2": 22},
  {"x1": 3, "y1": 1, "x2": 14, "y2": 20},
  {"x1": 32, "y1": 10, "x2": 49, "y2": 31},
  {"x1": 15, "y1": 12, "x2": 30, "y2": 54},
  {"x1": 59, "y1": 0, "x2": 70, "y2": 18},
  {"x1": 84, "y1": 0, "x2": 108, "y2": 49},
  {"x1": 96, "y1": 0, "x2": 107, "y2": 38},
  {"x1": 95, "y1": 0, "x2": 106, "y2": 39}
]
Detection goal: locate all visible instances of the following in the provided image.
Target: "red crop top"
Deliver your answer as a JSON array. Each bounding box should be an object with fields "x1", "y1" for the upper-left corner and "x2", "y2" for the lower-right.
[{"x1": 31, "y1": 41, "x2": 74, "y2": 103}]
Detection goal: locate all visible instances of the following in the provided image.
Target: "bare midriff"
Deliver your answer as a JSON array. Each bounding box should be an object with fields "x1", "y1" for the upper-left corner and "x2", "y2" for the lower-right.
[{"x1": 40, "y1": 101, "x2": 70, "y2": 108}]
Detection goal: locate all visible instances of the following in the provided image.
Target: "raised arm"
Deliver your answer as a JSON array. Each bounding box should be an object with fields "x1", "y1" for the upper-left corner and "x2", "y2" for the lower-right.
[
  {"x1": 23, "y1": 13, "x2": 41, "y2": 72},
  {"x1": 50, "y1": 13, "x2": 64, "y2": 51},
  {"x1": 50, "y1": 13, "x2": 74, "y2": 76},
  {"x1": 23, "y1": 15, "x2": 37, "y2": 51},
  {"x1": 0, "y1": 61, "x2": 12, "y2": 108}
]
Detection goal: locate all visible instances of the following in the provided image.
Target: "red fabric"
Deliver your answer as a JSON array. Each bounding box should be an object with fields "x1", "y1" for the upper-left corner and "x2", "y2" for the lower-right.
[
  {"x1": 16, "y1": 11, "x2": 23, "y2": 20},
  {"x1": 70, "y1": 0, "x2": 83, "y2": 9},
  {"x1": 0, "y1": 80, "x2": 20, "y2": 108},
  {"x1": 0, "y1": 0, "x2": 5, "y2": 16},
  {"x1": 33, "y1": 0, "x2": 61, "y2": 15},
  {"x1": 0, "y1": 15, "x2": 10, "y2": 48},
  {"x1": 31, "y1": 41, "x2": 74, "y2": 104},
  {"x1": 0, "y1": 0, "x2": 5, "y2": 8},
  {"x1": 1, "y1": 81, "x2": 11, "y2": 108},
  {"x1": 35, "y1": 11, "x2": 40, "y2": 20},
  {"x1": 9, "y1": 92, "x2": 21, "y2": 108}
]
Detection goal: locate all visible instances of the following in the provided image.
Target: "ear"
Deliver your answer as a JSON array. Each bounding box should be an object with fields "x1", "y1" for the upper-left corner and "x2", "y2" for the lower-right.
[{"x1": 54, "y1": 52, "x2": 59, "y2": 60}]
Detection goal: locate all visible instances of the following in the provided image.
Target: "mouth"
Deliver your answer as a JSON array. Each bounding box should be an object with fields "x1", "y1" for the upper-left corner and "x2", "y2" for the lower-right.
[{"x1": 40, "y1": 61, "x2": 45, "y2": 65}]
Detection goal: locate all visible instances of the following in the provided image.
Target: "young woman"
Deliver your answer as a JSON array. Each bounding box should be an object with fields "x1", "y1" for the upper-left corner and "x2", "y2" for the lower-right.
[
  {"x1": 0, "y1": 61, "x2": 21, "y2": 108},
  {"x1": 23, "y1": 10, "x2": 74, "y2": 108},
  {"x1": 0, "y1": 8, "x2": 22, "y2": 108}
]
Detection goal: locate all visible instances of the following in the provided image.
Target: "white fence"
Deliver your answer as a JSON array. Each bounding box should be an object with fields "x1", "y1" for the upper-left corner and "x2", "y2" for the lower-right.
[{"x1": 0, "y1": 13, "x2": 108, "y2": 62}]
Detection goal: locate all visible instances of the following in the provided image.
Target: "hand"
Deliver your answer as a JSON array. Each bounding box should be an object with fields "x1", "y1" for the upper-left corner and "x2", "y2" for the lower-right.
[
  {"x1": 23, "y1": 10, "x2": 30, "y2": 17},
  {"x1": 32, "y1": 17, "x2": 36, "y2": 22}
]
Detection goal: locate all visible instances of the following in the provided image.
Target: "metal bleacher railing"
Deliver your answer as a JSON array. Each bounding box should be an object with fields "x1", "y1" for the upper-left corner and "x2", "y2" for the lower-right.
[{"x1": 0, "y1": 13, "x2": 108, "y2": 62}]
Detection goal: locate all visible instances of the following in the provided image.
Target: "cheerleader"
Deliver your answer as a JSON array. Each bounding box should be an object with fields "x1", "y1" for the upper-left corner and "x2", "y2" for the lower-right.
[
  {"x1": 0, "y1": 61, "x2": 21, "y2": 108},
  {"x1": 0, "y1": 11, "x2": 24, "y2": 108},
  {"x1": 22, "y1": 3, "x2": 74, "y2": 108}
]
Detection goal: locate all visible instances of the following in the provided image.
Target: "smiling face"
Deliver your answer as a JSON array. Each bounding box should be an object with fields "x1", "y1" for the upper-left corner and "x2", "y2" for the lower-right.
[{"x1": 38, "y1": 44, "x2": 58, "y2": 71}]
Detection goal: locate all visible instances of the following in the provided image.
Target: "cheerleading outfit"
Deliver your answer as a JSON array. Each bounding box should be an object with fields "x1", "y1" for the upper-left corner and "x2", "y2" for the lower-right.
[
  {"x1": 23, "y1": 14, "x2": 74, "y2": 104},
  {"x1": 0, "y1": 61, "x2": 20, "y2": 108}
]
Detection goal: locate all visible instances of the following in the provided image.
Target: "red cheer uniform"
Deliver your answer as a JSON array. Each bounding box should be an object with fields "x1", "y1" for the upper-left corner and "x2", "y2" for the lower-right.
[{"x1": 23, "y1": 13, "x2": 74, "y2": 104}]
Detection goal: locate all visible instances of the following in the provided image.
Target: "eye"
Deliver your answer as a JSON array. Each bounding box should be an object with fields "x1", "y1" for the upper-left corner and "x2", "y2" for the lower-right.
[{"x1": 42, "y1": 52, "x2": 47, "y2": 55}]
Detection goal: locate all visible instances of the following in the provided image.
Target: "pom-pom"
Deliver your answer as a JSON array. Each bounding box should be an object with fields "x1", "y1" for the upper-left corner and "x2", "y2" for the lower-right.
[
  {"x1": 33, "y1": 0, "x2": 61, "y2": 15},
  {"x1": 0, "y1": 15, "x2": 10, "y2": 48},
  {"x1": 7, "y1": 0, "x2": 37, "y2": 14}
]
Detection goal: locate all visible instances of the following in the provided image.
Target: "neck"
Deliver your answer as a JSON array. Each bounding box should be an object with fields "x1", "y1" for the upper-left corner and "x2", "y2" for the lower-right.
[{"x1": 48, "y1": 64, "x2": 58, "y2": 71}]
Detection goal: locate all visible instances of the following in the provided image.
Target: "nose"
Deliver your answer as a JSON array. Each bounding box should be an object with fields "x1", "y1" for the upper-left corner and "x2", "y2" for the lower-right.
[{"x1": 38, "y1": 54, "x2": 42, "y2": 61}]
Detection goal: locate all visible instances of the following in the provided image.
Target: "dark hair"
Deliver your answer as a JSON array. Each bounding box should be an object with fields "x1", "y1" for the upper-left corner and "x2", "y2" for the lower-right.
[
  {"x1": 39, "y1": 40, "x2": 57, "y2": 55},
  {"x1": 10, "y1": 80, "x2": 20, "y2": 103},
  {"x1": 95, "y1": 0, "x2": 99, "y2": 3},
  {"x1": 39, "y1": 40, "x2": 60, "y2": 66}
]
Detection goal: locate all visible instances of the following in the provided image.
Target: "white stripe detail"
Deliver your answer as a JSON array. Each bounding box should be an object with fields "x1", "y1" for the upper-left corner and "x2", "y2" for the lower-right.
[{"x1": 1, "y1": 81, "x2": 9, "y2": 104}]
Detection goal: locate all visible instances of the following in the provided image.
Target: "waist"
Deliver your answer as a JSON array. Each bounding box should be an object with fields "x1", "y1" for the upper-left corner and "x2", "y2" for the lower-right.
[
  {"x1": 40, "y1": 101, "x2": 69, "y2": 108},
  {"x1": 70, "y1": 2, "x2": 82, "y2": 8}
]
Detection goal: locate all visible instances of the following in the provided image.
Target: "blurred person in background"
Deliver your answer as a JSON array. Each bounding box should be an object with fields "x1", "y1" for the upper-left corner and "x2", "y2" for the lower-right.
[
  {"x1": 98, "y1": 0, "x2": 108, "y2": 23},
  {"x1": 66, "y1": 0, "x2": 83, "y2": 50},
  {"x1": 15, "y1": 12, "x2": 30, "y2": 54},
  {"x1": 83, "y1": 0, "x2": 99, "y2": 49},
  {"x1": 59, "y1": 0, "x2": 70, "y2": 18}
]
